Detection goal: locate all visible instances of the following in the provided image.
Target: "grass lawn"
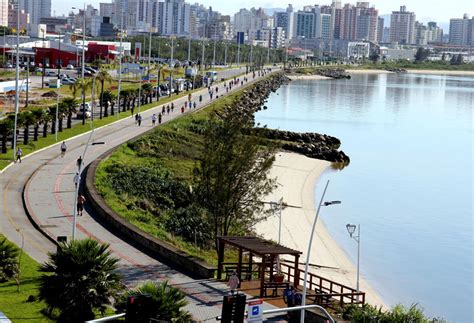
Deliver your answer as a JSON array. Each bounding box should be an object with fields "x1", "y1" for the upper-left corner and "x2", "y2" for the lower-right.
[{"x1": 0, "y1": 236, "x2": 52, "y2": 322}]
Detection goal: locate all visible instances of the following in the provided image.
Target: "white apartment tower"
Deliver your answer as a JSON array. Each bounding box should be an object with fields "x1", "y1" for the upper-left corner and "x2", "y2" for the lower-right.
[
  {"x1": 0, "y1": 0, "x2": 8, "y2": 27},
  {"x1": 449, "y1": 14, "x2": 472, "y2": 46},
  {"x1": 389, "y1": 5, "x2": 416, "y2": 45}
]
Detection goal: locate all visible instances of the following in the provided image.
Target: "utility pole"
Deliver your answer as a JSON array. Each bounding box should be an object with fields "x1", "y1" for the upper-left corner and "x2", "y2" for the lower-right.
[
  {"x1": 212, "y1": 23, "x2": 217, "y2": 67},
  {"x1": 237, "y1": 41, "x2": 240, "y2": 66},
  {"x1": 116, "y1": 10, "x2": 124, "y2": 118},
  {"x1": 187, "y1": 37, "x2": 191, "y2": 62},
  {"x1": 12, "y1": 0, "x2": 20, "y2": 162},
  {"x1": 147, "y1": 27, "x2": 152, "y2": 77}
]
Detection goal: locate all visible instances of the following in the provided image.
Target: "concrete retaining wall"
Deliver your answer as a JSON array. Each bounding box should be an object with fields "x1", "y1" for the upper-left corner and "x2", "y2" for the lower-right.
[{"x1": 84, "y1": 148, "x2": 216, "y2": 279}]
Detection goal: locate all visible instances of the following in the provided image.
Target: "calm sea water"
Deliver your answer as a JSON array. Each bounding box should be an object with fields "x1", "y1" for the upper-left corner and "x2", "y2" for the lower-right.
[{"x1": 255, "y1": 74, "x2": 473, "y2": 322}]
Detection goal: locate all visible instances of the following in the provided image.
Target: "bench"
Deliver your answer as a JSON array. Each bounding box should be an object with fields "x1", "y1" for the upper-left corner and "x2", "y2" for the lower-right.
[{"x1": 263, "y1": 281, "x2": 289, "y2": 297}]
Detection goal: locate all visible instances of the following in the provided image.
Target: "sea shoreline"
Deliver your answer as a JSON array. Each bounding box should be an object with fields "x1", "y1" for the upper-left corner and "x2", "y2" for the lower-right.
[
  {"x1": 255, "y1": 151, "x2": 387, "y2": 308},
  {"x1": 287, "y1": 74, "x2": 331, "y2": 80},
  {"x1": 346, "y1": 68, "x2": 474, "y2": 76}
]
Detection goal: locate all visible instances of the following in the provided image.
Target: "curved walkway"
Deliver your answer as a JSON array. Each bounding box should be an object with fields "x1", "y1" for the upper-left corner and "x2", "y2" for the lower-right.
[{"x1": 1, "y1": 68, "x2": 281, "y2": 320}]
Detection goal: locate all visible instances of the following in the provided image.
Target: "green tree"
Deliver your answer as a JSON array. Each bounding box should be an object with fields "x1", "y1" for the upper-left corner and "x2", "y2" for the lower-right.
[
  {"x1": 0, "y1": 119, "x2": 12, "y2": 153},
  {"x1": 100, "y1": 90, "x2": 116, "y2": 117},
  {"x1": 415, "y1": 48, "x2": 430, "y2": 62},
  {"x1": 0, "y1": 237, "x2": 19, "y2": 282},
  {"x1": 69, "y1": 78, "x2": 91, "y2": 125},
  {"x1": 96, "y1": 69, "x2": 113, "y2": 119},
  {"x1": 116, "y1": 281, "x2": 191, "y2": 322},
  {"x1": 38, "y1": 238, "x2": 123, "y2": 323},
  {"x1": 20, "y1": 111, "x2": 35, "y2": 145},
  {"x1": 31, "y1": 108, "x2": 47, "y2": 141},
  {"x1": 59, "y1": 97, "x2": 77, "y2": 129},
  {"x1": 195, "y1": 107, "x2": 277, "y2": 251},
  {"x1": 369, "y1": 51, "x2": 380, "y2": 64}
]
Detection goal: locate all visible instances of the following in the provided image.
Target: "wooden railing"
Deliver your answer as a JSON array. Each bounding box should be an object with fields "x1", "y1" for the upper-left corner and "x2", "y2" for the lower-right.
[
  {"x1": 221, "y1": 261, "x2": 365, "y2": 309},
  {"x1": 281, "y1": 263, "x2": 365, "y2": 308}
]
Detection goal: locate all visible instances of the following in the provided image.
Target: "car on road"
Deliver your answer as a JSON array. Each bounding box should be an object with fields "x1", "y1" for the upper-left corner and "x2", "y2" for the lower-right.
[
  {"x1": 84, "y1": 67, "x2": 98, "y2": 74},
  {"x1": 66, "y1": 64, "x2": 75, "y2": 70},
  {"x1": 61, "y1": 78, "x2": 75, "y2": 85},
  {"x1": 76, "y1": 103, "x2": 92, "y2": 119},
  {"x1": 45, "y1": 71, "x2": 57, "y2": 77}
]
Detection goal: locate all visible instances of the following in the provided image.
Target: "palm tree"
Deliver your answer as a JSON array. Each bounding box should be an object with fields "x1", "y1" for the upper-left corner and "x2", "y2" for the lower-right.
[
  {"x1": 59, "y1": 97, "x2": 77, "y2": 129},
  {"x1": 20, "y1": 111, "x2": 35, "y2": 145},
  {"x1": 142, "y1": 83, "x2": 153, "y2": 105},
  {"x1": 48, "y1": 106, "x2": 57, "y2": 135},
  {"x1": 31, "y1": 108, "x2": 46, "y2": 141},
  {"x1": 100, "y1": 90, "x2": 115, "y2": 118},
  {"x1": 0, "y1": 119, "x2": 13, "y2": 153},
  {"x1": 96, "y1": 69, "x2": 113, "y2": 119},
  {"x1": 116, "y1": 281, "x2": 191, "y2": 323},
  {"x1": 38, "y1": 238, "x2": 123, "y2": 323},
  {"x1": 0, "y1": 236, "x2": 19, "y2": 282},
  {"x1": 69, "y1": 78, "x2": 91, "y2": 125}
]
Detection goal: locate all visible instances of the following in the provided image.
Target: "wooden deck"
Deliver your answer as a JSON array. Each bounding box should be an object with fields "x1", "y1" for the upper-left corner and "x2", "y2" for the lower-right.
[{"x1": 239, "y1": 280, "x2": 288, "y2": 308}]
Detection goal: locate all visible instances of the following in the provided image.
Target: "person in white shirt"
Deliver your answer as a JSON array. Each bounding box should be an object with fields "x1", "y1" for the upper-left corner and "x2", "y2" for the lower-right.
[
  {"x1": 73, "y1": 173, "x2": 81, "y2": 188},
  {"x1": 16, "y1": 147, "x2": 22, "y2": 163},
  {"x1": 227, "y1": 271, "x2": 240, "y2": 295}
]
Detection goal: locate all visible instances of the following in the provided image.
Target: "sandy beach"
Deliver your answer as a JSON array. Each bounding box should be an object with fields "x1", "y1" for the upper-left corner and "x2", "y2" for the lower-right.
[
  {"x1": 347, "y1": 69, "x2": 394, "y2": 74},
  {"x1": 406, "y1": 69, "x2": 474, "y2": 76},
  {"x1": 287, "y1": 74, "x2": 331, "y2": 80},
  {"x1": 255, "y1": 152, "x2": 387, "y2": 308}
]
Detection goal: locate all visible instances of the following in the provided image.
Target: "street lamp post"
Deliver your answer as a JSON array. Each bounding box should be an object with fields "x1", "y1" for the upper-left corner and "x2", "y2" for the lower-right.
[
  {"x1": 72, "y1": 4, "x2": 86, "y2": 125},
  {"x1": 116, "y1": 11, "x2": 124, "y2": 117},
  {"x1": 300, "y1": 180, "x2": 341, "y2": 323},
  {"x1": 270, "y1": 198, "x2": 284, "y2": 245},
  {"x1": 12, "y1": 0, "x2": 21, "y2": 162},
  {"x1": 346, "y1": 223, "x2": 361, "y2": 300}
]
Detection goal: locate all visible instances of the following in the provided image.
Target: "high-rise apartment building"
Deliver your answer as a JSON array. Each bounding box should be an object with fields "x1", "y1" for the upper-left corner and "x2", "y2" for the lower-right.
[
  {"x1": 390, "y1": 5, "x2": 416, "y2": 44},
  {"x1": 99, "y1": 3, "x2": 114, "y2": 18},
  {"x1": 8, "y1": 2, "x2": 29, "y2": 30},
  {"x1": 449, "y1": 14, "x2": 473, "y2": 46},
  {"x1": 20, "y1": 0, "x2": 51, "y2": 25},
  {"x1": 377, "y1": 17, "x2": 384, "y2": 42},
  {"x1": 339, "y1": 2, "x2": 378, "y2": 42},
  {"x1": 151, "y1": 0, "x2": 190, "y2": 36}
]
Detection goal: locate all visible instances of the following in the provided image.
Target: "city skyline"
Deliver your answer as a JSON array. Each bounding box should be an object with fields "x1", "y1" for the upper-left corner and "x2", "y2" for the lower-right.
[{"x1": 50, "y1": 0, "x2": 473, "y2": 24}]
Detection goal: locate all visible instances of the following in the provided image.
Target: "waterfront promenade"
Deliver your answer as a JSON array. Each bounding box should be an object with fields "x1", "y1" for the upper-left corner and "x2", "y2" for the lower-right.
[{"x1": 0, "y1": 68, "x2": 281, "y2": 320}]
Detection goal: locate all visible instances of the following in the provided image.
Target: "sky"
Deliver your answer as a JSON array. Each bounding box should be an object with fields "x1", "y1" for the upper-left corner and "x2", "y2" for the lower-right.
[{"x1": 53, "y1": 0, "x2": 474, "y2": 24}]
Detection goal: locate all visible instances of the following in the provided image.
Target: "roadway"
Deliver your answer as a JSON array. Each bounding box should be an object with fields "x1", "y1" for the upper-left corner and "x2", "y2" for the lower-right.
[{"x1": 0, "y1": 66, "x2": 283, "y2": 320}]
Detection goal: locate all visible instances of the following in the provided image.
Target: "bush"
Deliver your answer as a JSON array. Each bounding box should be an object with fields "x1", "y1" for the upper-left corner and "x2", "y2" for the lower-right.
[
  {"x1": 341, "y1": 303, "x2": 443, "y2": 322},
  {"x1": 0, "y1": 237, "x2": 19, "y2": 282},
  {"x1": 165, "y1": 204, "x2": 212, "y2": 246}
]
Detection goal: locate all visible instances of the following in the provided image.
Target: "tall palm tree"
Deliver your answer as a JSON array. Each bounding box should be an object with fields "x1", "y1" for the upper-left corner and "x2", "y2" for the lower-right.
[
  {"x1": 69, "y1": 78, "x2": 91, "y2": 125},
  {"x1": 31, "y1": 108, "x2": 46, "y2": 141},
  {"x1": 20, "y1": 111, "x2": 35, "y2": 145},
  {"x1": 100, "y1": 90, "x2": 115, "y2": 118},
  {"x1": 95, "y1": 69, "x2": 113, "y2": 119},
  {"x1": 0, "y1": 237, "x2": 19, "y2": 282},
  {"x1": 0, "y1": 119, "x2": 13, "y2": 153},
  {"x1": 38, "y1": 238, "x2": 123, "y2": 323},
  {"x1": 59, "y1": 97, "x2": 77, "y2": 129},
  {"x1": 142, "y1": 83, "x2": 153, "y2": 105},
  {"x1": 116, "y1": 281, "x2": 191, "y2": 323}
]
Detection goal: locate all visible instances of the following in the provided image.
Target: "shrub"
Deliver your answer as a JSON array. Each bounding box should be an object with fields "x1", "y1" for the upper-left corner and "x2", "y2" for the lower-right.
[{"x1": 0, "y1": 237, "x2": 19, "y2": 282}]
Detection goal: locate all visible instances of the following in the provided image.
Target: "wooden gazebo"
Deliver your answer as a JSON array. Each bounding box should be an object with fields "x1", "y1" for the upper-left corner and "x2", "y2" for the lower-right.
[{"x1": 217, "y1": 236, "x2": 302, "y2": 297}]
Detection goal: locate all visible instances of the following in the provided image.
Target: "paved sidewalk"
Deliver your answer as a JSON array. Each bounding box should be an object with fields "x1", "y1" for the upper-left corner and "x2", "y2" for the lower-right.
[{"x1": 8, "y1": 68, "x2": 284, "y2": 320}]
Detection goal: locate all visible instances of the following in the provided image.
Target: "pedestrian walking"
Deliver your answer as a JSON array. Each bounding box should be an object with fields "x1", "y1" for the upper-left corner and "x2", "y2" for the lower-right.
[
  {"x1": 73, "y1": 172, "x2": 81, "y2": 188},
  {"x1": 193, "y1": 101, "x2": 197, "y2": 109},
  {"x1": 76, "y1": 156, "x2": 83, "y2": 171},
  {"x1": 181, "y1": 106, "x2": 185, "y2": 113},
  {"x1": 162, "y1": 106, "x2": 165, "y2": 114},
  {"x1": 77, "y1": 194, "x2": 86, "y2": 216},
  {"x1": 199, "y1": 95, "x2": 202, "y2": 102},
  {"x1": 227, "y1": 271, "x2": 240, "y2": 295},
  {"x1": 135, "y1": 113, "x2": 139, "y2": 124},
  {"x1": 60, "y1": 141, "x2": 67, "y2": 158},
  {"x1": 171, "y1": 103, "x2": 174, "y2": 112},
  {"x1": 15, "y1": 147, "x2": 22, "y2": 163},
  {"x1": 137, "y1": 114, "x2": 142, "y2": 126},
  {"x1": 152, "y1": 114, "x2": 157, "y2": 126},
  {"x1": 215, "y1": 86, "x2": 218, "y2": 93},
  {"x1": 188, "y1": 93, "x2": 192, "y2": 101},
  {"x1": 184, "y1": 101, "x2": 188, "y2": 108},
  {"x1": 158, "y1": 113, "x2": 162, "y2": 124}
]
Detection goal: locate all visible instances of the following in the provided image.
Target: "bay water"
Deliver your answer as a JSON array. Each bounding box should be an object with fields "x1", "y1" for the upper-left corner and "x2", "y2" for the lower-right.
[{"x1": 255, "y1": 73, "x2": 473, "y2": 322}]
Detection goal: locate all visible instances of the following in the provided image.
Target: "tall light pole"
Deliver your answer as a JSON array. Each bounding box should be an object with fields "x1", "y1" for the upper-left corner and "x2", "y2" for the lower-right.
[
  {"x1": 212, "y1": 23, "x2": 217, "y2": 68},
  {"x1": 168, "y1": 36, "x2": 175, "y2": 95},
  {"x1": 72, "y1": 4, "x2": 86, "y2": 125},
  {"x1": 237, "y1": 41, "x2": 240, "y2": 67},
  {"x1": 12, "y1": 0, "x2": 20, "y2": 162},
  {"x1": 201, "y1": 38, "x2": 205, "y2": 71},
  {"x1": 270, "y1": 198, "x2": 284, "y2": 244},
  {"x1": 147, "y1": 27, "x2": 152, "y2": 77},
  {"x1": 346, "y1": 223, "x2": 361, "y2": 300},
  {"x1": 300, "y1": 180, "x2": 341, "y2": 323},
  {"x1": 116, "y1": 11, "x2": 124, "y2": 118}
]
